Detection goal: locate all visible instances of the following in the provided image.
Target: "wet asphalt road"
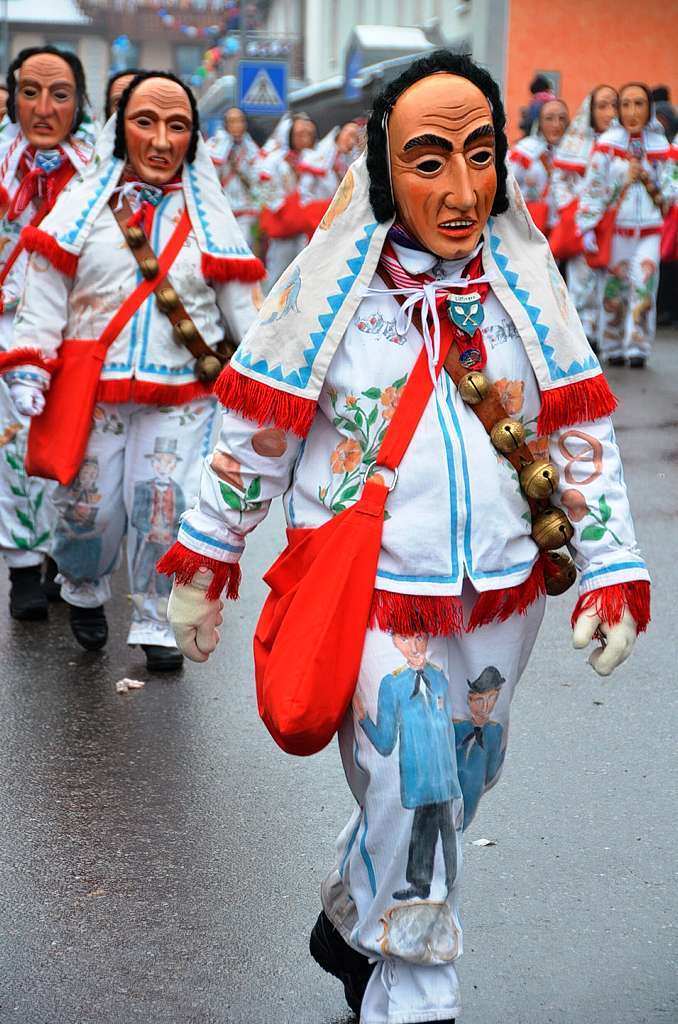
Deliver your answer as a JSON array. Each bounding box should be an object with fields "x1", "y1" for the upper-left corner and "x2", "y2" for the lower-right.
[{"x1": 0, "y1": 333, "x2": 676, "y2": 1024}]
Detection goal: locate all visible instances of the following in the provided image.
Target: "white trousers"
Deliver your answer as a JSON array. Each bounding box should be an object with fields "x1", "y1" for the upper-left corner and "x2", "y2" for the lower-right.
[
  {"x1": 566, "y1": 256, "x2": 604, "y2": 345},
  {"x1": 0, "y1": 378, "x2": 56, "y2": 569},
  {"x1": 322, "y1": 589, "x2": 545, "y2": 1023},
  {"x1": 265, "y1": 234, "x2": 306, "y2": 293},
  {"x1": 600, "y1": 232, "x2": 661, "y2": 359},
  {"x1": 52, "y1": 399, "x2": 216, "y2": 646}
]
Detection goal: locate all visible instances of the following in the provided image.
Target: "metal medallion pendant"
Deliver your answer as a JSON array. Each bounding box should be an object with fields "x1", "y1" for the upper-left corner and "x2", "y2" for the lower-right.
[{"x1": 446, "y1": 291, "x2": 484, "y2": 337}]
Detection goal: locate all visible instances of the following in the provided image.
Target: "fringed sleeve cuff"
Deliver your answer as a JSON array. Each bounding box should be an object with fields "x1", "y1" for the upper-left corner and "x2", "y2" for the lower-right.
[
  {"x1": 156, "y1": 542, "x2": 242, "y2": 602},
  {"x1": 571, "y1": 580, "x2": 651, "y2": 634}
]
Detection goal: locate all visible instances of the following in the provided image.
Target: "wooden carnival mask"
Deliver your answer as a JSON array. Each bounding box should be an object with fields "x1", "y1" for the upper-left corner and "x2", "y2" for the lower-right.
[
  {"x1": 388, "y1": 74, "x2": 497, "y2": 261},
  {"x1": 16, "y1": 53, "x2": 77, "y2": 150},
  {"x1": 619, "y1": 85, "x2": 650, "y2": 133},
  {"x1": 108, "y1": 74, "x2": 135, "y2": 117},
  {"x1": 124, "y1": 77, "x2": 193, "y2": 186},
  {"x1": 539, "y1": 99, "x2": 569, "y2": 146}
]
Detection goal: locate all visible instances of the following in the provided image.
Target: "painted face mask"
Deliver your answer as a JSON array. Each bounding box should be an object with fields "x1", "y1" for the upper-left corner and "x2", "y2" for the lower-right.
[
  {"x1": 619, "y1": 85, "x2": 650, "y2": 134},
  {"x1": 108, "y1": 74, "x2": 135, "y2": 117},
  {"x1": 16, "y1": 53, "x2": 77, "y2": 150},
  {"x1": 591, "y1": 86, "x2": 618, "y2": 135},
  {"x1": 388, "y1": 74, "x2": 497, "y2": 261},
  {"x1": 124, "y1": 77, "x2": 193, "y2": 186}
]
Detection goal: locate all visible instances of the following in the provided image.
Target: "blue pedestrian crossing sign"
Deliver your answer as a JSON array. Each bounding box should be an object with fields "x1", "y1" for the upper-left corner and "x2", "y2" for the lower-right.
[{"x1": 238, "y1": 61, "x2": 288, "y2": 116}]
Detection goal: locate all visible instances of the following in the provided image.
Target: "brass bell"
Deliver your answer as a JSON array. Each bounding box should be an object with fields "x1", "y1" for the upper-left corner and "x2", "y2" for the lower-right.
[
  {"x1": 196, "y1": 353, "x2": 222, "y2": 383},
  {"x1": 156, "y1": 286, "x2": 179, "y2": 313},
  {"x1": 458, "y1": 371, "x2": 490, "y2": 406},
  {"x1": 125, "y1": 225, "x2": 145, "y2": 248},
  {"x1": 531, "y1": 506, "x2": 574, "y2": 550},
  {"x1": 490, "y1": 417, "x2": 526, "y2": 454},
  {"x1": 543, "y1": 551, "x2": 577, "y2": 596},
  {"x1": 174, "y1": 318, "x2": 199, "y2": 345},
  {"x1": 139, "y1": 255, "x2": 159, "y2": 280},
  {"x1": 519, "y1": 459, "x2": 560, "y2": 500}
]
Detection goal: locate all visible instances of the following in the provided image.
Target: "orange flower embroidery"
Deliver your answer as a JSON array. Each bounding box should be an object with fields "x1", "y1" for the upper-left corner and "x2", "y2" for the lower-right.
[
  {"x1": 330, "y1": 438, "x2": 362, "y2": 474},
  {"x1": 346, "y1": 395, "x2": 358, "y2": 407},
  {"x1": 561, "y1": 488, "x2": 589, "y2": 523},
  {"x1": 380, "y1": 385, "x2": 403, "y2": 421},
  {"x1": 492, "y1": 378, "x2": 525, "y2": 415}
]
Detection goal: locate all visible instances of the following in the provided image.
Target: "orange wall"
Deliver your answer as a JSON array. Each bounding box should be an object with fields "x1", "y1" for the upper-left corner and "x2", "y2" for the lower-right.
[{"x1": 505, "y1": 0, "x2": 678, "y2": 142}]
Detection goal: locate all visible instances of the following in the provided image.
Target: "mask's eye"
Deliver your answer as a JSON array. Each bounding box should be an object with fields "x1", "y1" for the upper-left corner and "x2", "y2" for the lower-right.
[
  {"x1": 415, "y1": 158, "x2": 443, "y2": 174},
  {"x1": 133, "y1": 115, "x2": 153, "y2": 129},
  {"x1": 468, "y1": 148, "x2": 494, "y2": 168}
]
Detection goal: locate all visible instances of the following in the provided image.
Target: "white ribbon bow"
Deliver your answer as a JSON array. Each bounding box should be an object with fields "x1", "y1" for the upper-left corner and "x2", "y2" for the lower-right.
[{"x1": 363, "y1": 273, "x2": 490, "y2": 384}]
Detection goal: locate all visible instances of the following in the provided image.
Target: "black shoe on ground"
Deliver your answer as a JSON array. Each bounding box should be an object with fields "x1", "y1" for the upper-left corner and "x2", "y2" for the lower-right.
[
  {"x1": 392, "y1": 885, "x2": 430, "y2": 901},
  {"x1": 70, "y1": 604, "x2": 108, "y2": 651},
  {"x1": 607, "y1": 355, "x2": 626, "y2": 367},
  {"x1": 309, "y1": 911, "x2": 374, "y2": 1016},
  {"x1": 9, "y1": 565, "x2": 49, "y2": 621},
  {"x1": 42, "y1": 556, "x2": 62, "y2": 601},
  {"x1": 628, "y1": 356, "x2": 646, "y2": 368},
  {"x1": 142, "y1": 644, "x2": 184, "y2": 672}
]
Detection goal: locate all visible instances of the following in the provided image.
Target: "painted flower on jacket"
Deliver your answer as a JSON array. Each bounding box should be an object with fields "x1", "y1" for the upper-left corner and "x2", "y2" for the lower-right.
[
  {"x1": 492, "y1": 378, "x2": 525, "y2": 416},
  {"x1": 527, "y1": 436, "x2": 550, "y2": 461},
  {"x1": 561, "y1": 488, "x2": 588, "y2": 522},
  {"x1": 330, "y1": 438, "x2": 362, "y2": 474},
  {"x1": 380, "y1": 384, "x2": 404, "y2": 421}
]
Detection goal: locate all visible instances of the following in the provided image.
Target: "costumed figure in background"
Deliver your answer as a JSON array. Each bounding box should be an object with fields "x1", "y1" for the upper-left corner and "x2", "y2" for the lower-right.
[
  {"x1": 577, "y1": 82, "x2": 677, "y2": 368},
  {"x1": 104, "y1": 68, "x2": 140, "y2": 120},
  {"x1": 552, "y1": 86, "x2": 618, "y2": 350},
  {"x1": 159, "y1": 52, "x2": 650, "y2": 1022},
  {"x1": 0, "y1": 46, "x2": 94, "y2": 621},
  {"x1": 3, "y1": 71, "x2": 262, "y2": 670},
  {"x1": 257, "y1": 114, "x2": 330, "y2": 286},
  {"x1": 509, "y1": 97, "x2": 569, "y2": 236},
  {"x1": 206, "y1": 106, "x2": 261, "y2": 250}
]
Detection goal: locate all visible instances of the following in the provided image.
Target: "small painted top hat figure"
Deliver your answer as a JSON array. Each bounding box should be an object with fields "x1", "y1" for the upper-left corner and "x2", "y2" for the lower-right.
[
  {"x1": 160, "y1": 51, "x2": 650, "y2": 1022},
  {"x1": 3, "y1": 71, "x2": 264, "y2": 671}
]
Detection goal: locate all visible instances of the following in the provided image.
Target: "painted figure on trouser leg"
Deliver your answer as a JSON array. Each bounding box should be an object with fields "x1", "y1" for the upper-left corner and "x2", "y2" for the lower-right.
[
  {"x1": 161, "y1": 52, "x2": 650, "y2": 1022},
  {"x1": 2, "y1": 70, "x2": 262, "y2": 669}
]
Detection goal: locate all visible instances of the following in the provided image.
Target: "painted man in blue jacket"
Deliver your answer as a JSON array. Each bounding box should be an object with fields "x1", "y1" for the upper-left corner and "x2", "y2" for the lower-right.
[
  {"x1": 453, "y1": 666, "x2": 506, "y2": 828},
  {"x1": 356, "y1": 632, "x2": 461, "y2": 901}
]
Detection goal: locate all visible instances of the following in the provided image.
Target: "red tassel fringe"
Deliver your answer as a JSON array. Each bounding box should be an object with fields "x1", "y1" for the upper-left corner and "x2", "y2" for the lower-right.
[
  {"x1": 369, "y1": 590, "x2": 464, "y2": 637},
  {"x1": 201, "y1": 252, "x2": 265, "y2": 283},
  {"x1": 214, "y1": 364, "x2": 316, "y2": 437},
  {"x1": 537, "y1": 374, "x2": 618, "y2": 436},
  {"x1": 21, "y1": 227, "x2": 78, "y2": 276},
  {"x1": 97, "y1": 378, "x2": 212, "y2": 406},
  {"x1": 0, "y1": 346, "x2": 56, "y2": 376},
  {"x1": 156, "y1": 541, "x2": 241, "y2": 602},
  {"x1": 467, "y1": 559, "x2": 547, "y2": 632},
  {"x1": 571, "y1": 580, "x2": 651, "y2": 634}
]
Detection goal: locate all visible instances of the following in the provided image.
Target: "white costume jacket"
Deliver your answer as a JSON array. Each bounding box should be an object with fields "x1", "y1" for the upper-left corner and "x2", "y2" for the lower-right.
[
  {"x1": 509, "y1": 135, "x2": 559, "y2": 229},
  {"x1": 206, "y1": 129, "x2": 261, "y2": 219}
]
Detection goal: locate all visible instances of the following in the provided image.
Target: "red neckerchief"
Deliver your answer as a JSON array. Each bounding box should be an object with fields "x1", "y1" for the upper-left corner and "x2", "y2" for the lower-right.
[
  {"x1": 379, "y1": 239, "x2": 490, "y2": 371},
  {"x1": 123, "y1": 174, "x2": 183, "y2": 235},
  {"x1": 8, "y1": 147, "x2": 75, "y2": 222}
]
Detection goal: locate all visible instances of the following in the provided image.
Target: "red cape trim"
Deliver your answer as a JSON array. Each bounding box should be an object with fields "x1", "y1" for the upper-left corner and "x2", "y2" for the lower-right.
[
  {"x1": 509, "y1": 150, "x2": 532, "y2": 169},
  {"x1": 552, "y1": 158, "x2": 586, "y2": 174},
  {"x1": 201, "y1": 251, "x2": 265, "y2": 283},
  {"x1": 214, "y1": 364, "x2": 316, "y2": 437},
  {"x1": 0, "y1": 346, "x2": 57, "y2": 375},
  {"x1": 537, "y1": 374, "x2": 617, "y2": 436},
  {"x1": 97, "y1": 378, "x2": 212, "y2": 406},
  {"x1": 571, "y1": 580, "x2": 650, "y2": 634},
  {"x1": 156, "y1": 541, "x2": 241, "y2": 602},
  {"x1": 21, "y1": 226, "x2": 78, "y2": 276}
]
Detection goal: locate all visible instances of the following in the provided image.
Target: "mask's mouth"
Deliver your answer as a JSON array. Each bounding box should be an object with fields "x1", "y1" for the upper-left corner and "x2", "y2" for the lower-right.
[{"x1": 437, "y1": 218, "x2": 477, "y2": 237}]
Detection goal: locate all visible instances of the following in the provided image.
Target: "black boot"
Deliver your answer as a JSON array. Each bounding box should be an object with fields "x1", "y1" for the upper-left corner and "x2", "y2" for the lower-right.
[
  {"x1": 42, "y1": 557, "x2": 62, "y2": 601},
  {"x1": 607, "y1": 354, "x2": 626, "y2": 367},
  {"x1": 9, "y1": 565, "x2": 49, "y2": 621},
  {"x1": 628, "y1": 355, "x2": 646, "y2": 368},
  {"x1": 392, "y1": 884, "x2": 430, "y2": 901},
  {"x1": 70, "y1": 604, "x2": 108, "y2": 651},
  {"x1": 309, "y1": 911, "x2": 374, "y2": 1016},
  {"x1": 142, "y1": 644, "x2": 184, "y2": 672}
]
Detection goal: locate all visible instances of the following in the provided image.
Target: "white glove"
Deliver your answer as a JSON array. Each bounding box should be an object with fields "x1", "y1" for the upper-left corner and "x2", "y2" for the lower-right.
[
  {"x1": 167, "y1": 567, "x2": 224, "y2": 663},
  {"x1": 582, "y1": 230, "x2": 599, "y2": 254},
  {"x1": 572, "y1": 606, "x2": 637, "y2": 677},
  {"x1": 10, "y1": 382, "x2": 45, "y2": 417}
]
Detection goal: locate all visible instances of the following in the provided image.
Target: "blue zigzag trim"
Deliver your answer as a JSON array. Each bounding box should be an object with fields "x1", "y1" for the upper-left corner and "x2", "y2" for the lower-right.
[
  {"x1": 58, "y1": 158, "x2": 122, "y2": 247},
  {"x1": 489, "y1": 221, "x2": 598, "y2": 382},
  {"x1": 187, "y1": 164, "x2": 254, "y2": 258},
  {"x1": 235, "y1": 221, "x2": 378, "y2": 389}
]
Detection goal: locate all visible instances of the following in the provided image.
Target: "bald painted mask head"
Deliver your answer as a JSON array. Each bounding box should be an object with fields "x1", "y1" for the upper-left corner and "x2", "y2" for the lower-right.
[
  {"x1": 388, "y1": 73, "x2": 497, "y2": 260},
  {"x1": 124, "y1": 77, "x2": 193, "y2": 185},
  {"x1": 16, "y1": 53, "x2": 77, "y2": 149}
]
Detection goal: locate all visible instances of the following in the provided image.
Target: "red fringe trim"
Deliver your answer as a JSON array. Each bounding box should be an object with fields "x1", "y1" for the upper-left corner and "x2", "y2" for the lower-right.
[
  {"x1": 214, "y1": 364, "x2": 316, "y2": 437},
  {"x1": 467, "y1": 559, "x2": 547, "y2": 632},
  {"x1": 201, "y1": 251, "x2": 265, "y2": 283},
  {"x1": 156, "y1": 541, "x2": 241, "y2": 602},
  {"x1": 369, "y1": 591, "x2": 464, "y2": 638},
  {"x1": 571, "y1": 580, "x2": 651, "y2": 634},
  {"x1": 537, "y1": 374, "x2": 618, "y2": 436},
  {"x1": 97, "y1": 378, "x2": 212, "y2": 406},
  {"x1": 21, "y1": 226, "x2": 78, "y2": 276},
  {"x1": 0, "y1": 346, "x2": 57, "y2": 375}
]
